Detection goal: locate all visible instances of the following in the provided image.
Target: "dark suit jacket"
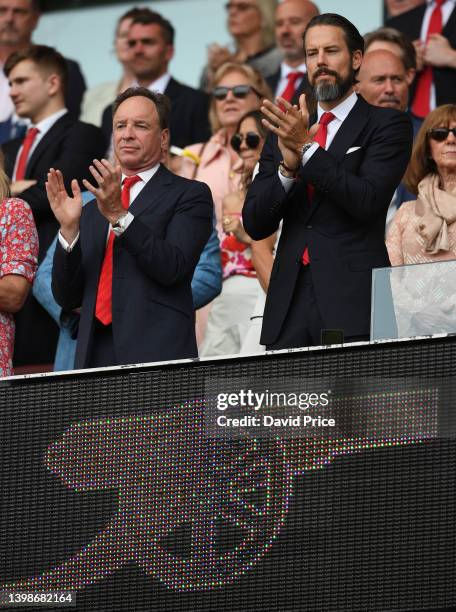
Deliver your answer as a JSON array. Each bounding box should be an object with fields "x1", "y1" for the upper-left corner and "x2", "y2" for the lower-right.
[
  {"x1": 101, "y1": 77, "x2": 211, "y2": 149},
  {"x1": 52, "y1": 165, "x2": 213, "y2": 368},
  {"x1": 2, "y1": 113, "x2": 106, "y2": 260},
  {"x1": 2, "y1": 113, "x2": 106, "y2": 366},
  {"x1": 243, "y1": 95, "x2": 413, "y2": 345},
  {"x1": 66, "y1": 58, "x2": 86, "y2": 119},
  {"x1": 387, "y1": 4, "x2": 456, "y2": 107}
]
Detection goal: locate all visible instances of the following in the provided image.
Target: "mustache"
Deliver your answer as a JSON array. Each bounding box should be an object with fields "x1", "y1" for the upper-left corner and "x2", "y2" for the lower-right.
[{"x1": 313, "y1": 68, "x2": 339, "y2": 79}]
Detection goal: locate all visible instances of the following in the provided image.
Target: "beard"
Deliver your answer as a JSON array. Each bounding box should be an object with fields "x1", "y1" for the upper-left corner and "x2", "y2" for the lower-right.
[{"x1": 311, "y1": 68, "x2": 353, "y2": 102}]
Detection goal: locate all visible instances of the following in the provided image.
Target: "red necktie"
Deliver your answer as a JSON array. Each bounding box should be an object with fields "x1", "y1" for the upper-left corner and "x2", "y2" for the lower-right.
[
  {"x1": 302, "y1": 111, "x2": 336, "y2": 265},
  {"x1": 15, "y1": 127, "x2": 39, "y2": 180},
  {"x1": 95, "y1": 175, "x2": 141, "y2": 325},
  {"x1": 411, "y1": 0, "x2": 445, "y2": 118},
  {"x1": 279, "y1": 71, "x2": 305, "y2": 103}
]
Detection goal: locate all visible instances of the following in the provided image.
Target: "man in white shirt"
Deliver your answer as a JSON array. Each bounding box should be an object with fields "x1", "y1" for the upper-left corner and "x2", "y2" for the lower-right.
[
  {"x1": 267, "y1": 0, "x2": 319, "y2": 105},
  {"x1": 243, "y1": 13, "x2": 413, "y2": 350},
  {"x1": 1, "y1": 44, "x2": 105, "y2": 368},
  {"x1": 50, "y1": 87, "x2": 213, "y2": 369},
  {"x1": 101, "y1": 9, "x2": 210, "y2": 150}
]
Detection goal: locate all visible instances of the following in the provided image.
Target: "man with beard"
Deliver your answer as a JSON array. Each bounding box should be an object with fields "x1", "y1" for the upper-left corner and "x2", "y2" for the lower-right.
[{"x1": 243, "y1": 13, "x2": 413, "y2": 350}]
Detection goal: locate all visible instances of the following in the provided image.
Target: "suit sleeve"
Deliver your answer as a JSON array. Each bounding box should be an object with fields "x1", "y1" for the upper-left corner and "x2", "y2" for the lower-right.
[
  {"x1": 119, "y1": 180, "x2": 213, "y2": 286},
  {"x1": 51, "y1": 239, "x2": 85, "y2": 312},
  {"x1": 16, "y1": 124, "x2": 106, "y2": 222},
  {"x1": 301, "y1": 111, "x2": 413, "y2": 223},
  {"x1": 242, "y1": 133, "x2": 294, "y2": 240}
]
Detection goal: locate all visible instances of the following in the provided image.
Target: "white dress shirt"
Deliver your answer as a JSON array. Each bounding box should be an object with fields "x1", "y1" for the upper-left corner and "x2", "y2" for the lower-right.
[
  {"x1": 420, "y1": 0, "x2": 456, "y2": 110},
  {"x1": 58, "y1": 164, "x2": 160, "y2": 251},
  {"x1": 12, "y1": 108, "x2": 68, "y2": 180},
  {"x1": 275, "y1": 62, "x2": 307, "y2": 98},
  {"x1": 145, "y1": 73, "x2": 171, "y2": 95},
  {"x1": 279, "y1": 90, "x2": 358, "y2": 192}
]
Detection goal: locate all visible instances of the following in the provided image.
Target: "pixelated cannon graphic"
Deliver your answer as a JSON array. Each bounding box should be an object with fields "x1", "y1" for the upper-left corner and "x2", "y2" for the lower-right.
[{"x1": 2, "y1": 389, "x2": 437, "y2": 592}]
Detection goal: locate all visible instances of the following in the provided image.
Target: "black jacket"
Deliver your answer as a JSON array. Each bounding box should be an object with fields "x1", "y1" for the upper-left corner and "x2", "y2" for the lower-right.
[{"x1": 243, "y1": 96, "x2": 413, "y2": 344}]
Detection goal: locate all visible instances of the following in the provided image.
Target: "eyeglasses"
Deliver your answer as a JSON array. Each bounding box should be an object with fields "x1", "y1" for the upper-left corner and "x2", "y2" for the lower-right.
[
  {"x1": 225, "y1": 2, "x2": 256, "y2": 11},
  {"x1": 231, "y1": 131, "x2": 261, "y2": 152},
  {"x1": 428, "y1": 127, "x2": 456, "y2": 142},
  {"x1": 212, "y1": 84, "x2": 261, "y2": 101}
]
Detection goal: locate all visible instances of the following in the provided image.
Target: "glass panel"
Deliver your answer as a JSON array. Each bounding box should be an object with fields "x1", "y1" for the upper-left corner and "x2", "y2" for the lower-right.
[{"x1": 371, "y1": 260, "x2": 456, "y2": 340}]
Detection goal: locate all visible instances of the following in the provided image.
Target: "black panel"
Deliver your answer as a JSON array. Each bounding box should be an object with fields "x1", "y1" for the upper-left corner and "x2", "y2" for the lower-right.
[{"x1": 0, "y1": 337, "x2": 455, "y2": 611}]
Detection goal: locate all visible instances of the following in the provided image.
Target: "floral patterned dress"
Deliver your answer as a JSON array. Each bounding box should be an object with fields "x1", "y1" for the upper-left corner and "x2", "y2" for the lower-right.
[{"x1": 0, "y1": 198, "x2": 38, "y2": 377}]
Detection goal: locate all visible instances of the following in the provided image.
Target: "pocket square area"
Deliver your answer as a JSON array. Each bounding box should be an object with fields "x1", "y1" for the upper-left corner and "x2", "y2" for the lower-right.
[{"x1": 346, "y1": 146, "x2": 361, "y2": 154}]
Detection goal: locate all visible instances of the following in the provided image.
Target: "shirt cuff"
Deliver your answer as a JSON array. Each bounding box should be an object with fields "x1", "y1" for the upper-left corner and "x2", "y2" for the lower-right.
[
  {"x1": 58, "y1": 231, "x2": 80, "y2": 252},
  {"x1": 302, "y1": 142, "x2": 319, "y2": 166},
  {"x1": 278, "y1": 170, "x2": 296, "y2": 193},
  {"x1": 112, "y1": 211, "x2": 134, "y2": 236}
]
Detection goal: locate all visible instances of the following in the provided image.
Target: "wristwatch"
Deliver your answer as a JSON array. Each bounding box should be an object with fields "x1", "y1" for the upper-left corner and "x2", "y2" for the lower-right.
[
  {"x1": 112, "y1": 212, "x2": 129, "y2": 235},
  {"x1": 300, "y1": 141, "x2": 315, "y2": 157}
]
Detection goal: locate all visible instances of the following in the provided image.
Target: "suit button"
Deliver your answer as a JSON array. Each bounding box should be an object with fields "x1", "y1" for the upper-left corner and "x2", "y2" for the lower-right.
[{"x1": 306, "y1": 225, "x2": 312, "y2": 229}]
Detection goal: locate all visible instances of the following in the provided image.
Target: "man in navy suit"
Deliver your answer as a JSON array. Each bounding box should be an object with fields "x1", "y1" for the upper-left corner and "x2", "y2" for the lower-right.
[
  {"x1": 243, "y1": 13, "x2": 413, "y2": 350},
  {"x1": 50, "y1": 87, "x2": 213, "y2": 369}
]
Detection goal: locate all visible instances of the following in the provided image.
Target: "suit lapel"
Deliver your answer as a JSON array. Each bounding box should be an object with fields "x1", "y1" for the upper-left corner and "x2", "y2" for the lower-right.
[
  {"x1": 26, "y1": 114, "x2": 71, "y2": 176},
  {"x1": 304, "y1": 96, "x2": 370, "y2": 221},
  {"x1": 443, "y1": 4, "x2": 456, "y2": 39},
  {"x1": 128, "y1": 164, "x2": 174, "y2": 219},
  {"x1": 326, "y1": 96, "x2": 369, "y2": 161}
]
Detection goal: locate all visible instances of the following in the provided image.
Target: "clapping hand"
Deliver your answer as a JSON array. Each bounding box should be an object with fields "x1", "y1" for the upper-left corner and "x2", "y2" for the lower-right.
[
  {"x1": 261, "y1": 95, "x2": 317, "y2": 171},
  {"x1": 46, "y1": 168, "x2": 82, "y2": 244},
  {"x1": 82, "y1": 159, "x2": 123, "y2": 225}
]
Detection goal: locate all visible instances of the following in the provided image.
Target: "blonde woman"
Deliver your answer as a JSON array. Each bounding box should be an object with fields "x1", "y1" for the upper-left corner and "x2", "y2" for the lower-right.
[
  {"x1": 0, "y1": 154, "x2": 38, "y2": 376},
  {"x1": 201, "y1": 0, "x2": 281, "y2": 91}
]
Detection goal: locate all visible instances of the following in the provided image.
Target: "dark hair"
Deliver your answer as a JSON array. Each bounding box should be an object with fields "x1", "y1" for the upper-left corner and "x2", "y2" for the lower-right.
[
  {"x1": 116, "y1": 7, "x2": 149, "y2": 34},
  {"x1": 303, "y1": 13, "x2": 365, "y2": 56},
  {"x1": 364, "y1": 27, "x2": 416, "y2": 71},
  {"x1": 112, "y1": 86, "x2": 171, "y2": 130},
  {"x1": 30, "y1": 0, "x2": 41, "y2": 11},
  {"x1": 130, "y1": 9, "x2": 175, "y2": 45},
  {"x1": 235, "y1": 110, "x2": 268, "y2": 140},
  {"x1": 4, "y1": 44, "x2": 68, "y2": 94}
]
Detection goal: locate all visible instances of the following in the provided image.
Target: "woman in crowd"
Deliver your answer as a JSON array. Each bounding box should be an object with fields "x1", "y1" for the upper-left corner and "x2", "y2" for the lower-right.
[
  {"x1": 387, "y1": 104, "x2": 456, "y2": 265},
  {"x1": 201, "y1": 110, "x2": 275, "y2": 357},
  {"x1": 200, "y1": 0, "x2": 281, "y2": 91},
  {"x1": 386, "y1": 104, "x2": 456, "y2": 337},
  {"x1": 179, "y1": 62, "x2": 271, "y2": 237},
  {"x1": 0, "y1": 155, "x2": 38, "y2": 377},
  {"x1": 179, "y1": 63, "x2": 270, "y2": 345}
]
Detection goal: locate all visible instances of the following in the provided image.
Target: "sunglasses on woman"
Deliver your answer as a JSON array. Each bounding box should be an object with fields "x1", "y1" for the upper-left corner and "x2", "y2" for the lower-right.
[
  {"x1": 428, "y1": 127, "x2": 456, "y2": 142},
  {"x1": 230, "y1": 131, "x2": 261, "y2": 152},
  {"x1": 212, "y1": 84, "x2": 261, "y2": 101}
]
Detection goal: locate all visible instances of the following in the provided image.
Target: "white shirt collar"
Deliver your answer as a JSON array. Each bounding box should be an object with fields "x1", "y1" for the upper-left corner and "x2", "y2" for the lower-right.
[
  {"x1": 145, "y1": 73, "x2": 171, "y2": 95},
  {"x1": 280, "y1": 61, "x2": 307, "y2": 79},
  {"x1": 121, "y1": 164, "x2": 160, "y2": 185},
  {"x1": 317, "y1": 90, "x2": 358, "y2": 123},
  {"x1": 426, "y1": 0, "x2": 455, "y2": 5},
  {"x1": 33, "y1": 108, "x2": 68, "y2": 136}
]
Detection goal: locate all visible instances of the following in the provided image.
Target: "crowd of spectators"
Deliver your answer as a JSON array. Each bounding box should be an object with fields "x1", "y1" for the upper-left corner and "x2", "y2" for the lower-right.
[{"x1": 0, "y1": 0, "x2": 455, "y2": 375}]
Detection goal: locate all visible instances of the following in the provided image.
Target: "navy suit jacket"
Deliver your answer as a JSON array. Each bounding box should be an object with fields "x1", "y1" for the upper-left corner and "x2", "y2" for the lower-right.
[
  {"x1": 52, "y1": 165, "x2": 213, "y2": 368},
  {"x1": 387, "y1": 4, "x2": 456, "y2": 107},
  {"x1": 101, "y1": 77, "x2": 211, "y2": 149},
  {"x1": 243, "y1": 95, "x2": 413, "y2": 345}
]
